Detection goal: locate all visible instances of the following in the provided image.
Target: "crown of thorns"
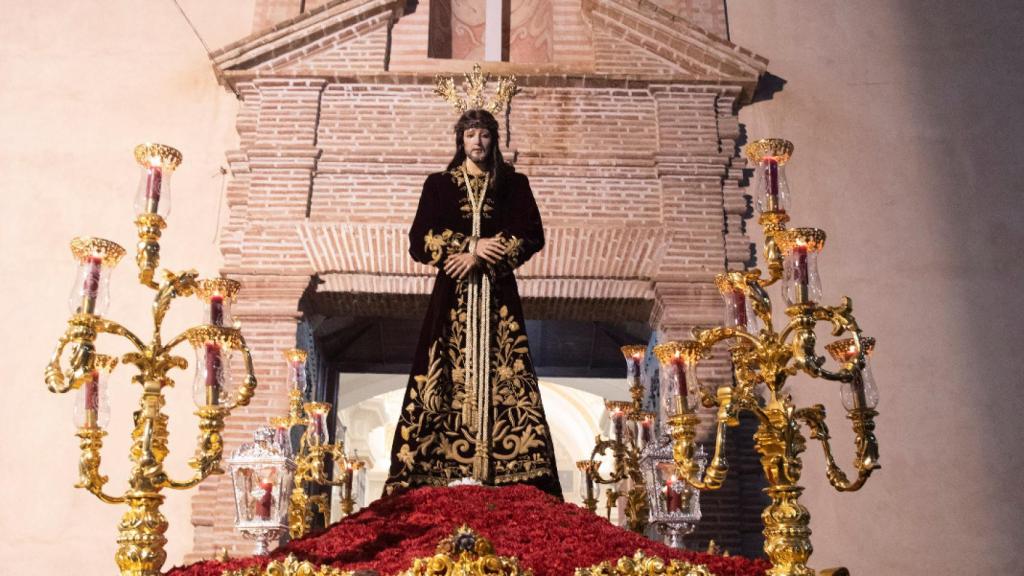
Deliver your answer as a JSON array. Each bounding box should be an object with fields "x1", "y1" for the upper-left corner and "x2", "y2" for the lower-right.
[{"x1": 434, "y1": 64, "x2": 520, "y2": 115}]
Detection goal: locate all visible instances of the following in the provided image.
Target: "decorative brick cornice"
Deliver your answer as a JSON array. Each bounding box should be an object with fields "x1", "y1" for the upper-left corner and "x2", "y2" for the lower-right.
[{"x1": 218, "y1": 70, "x2": 756, "y2": 92}]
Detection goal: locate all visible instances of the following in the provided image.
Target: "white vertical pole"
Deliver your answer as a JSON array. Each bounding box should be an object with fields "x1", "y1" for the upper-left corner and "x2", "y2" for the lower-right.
[{"x1": 484, "y1": 0, "x2": 503, "y2": 61}]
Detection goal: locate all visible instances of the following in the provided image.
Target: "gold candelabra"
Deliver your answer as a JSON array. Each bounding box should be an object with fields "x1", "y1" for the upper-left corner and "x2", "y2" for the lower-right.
[
  {"x1": 581, "y1": 345, "x2": 655, "y2": 533},
  {"x1": 274, "y1": 349, "x2": 362, "y2": 539},
  {"x1": 660, "y1": 139, "x2": 880, "y2": 576},
  {"x1": 44, "y1": 144, "x2": 258, "y2": 576}
]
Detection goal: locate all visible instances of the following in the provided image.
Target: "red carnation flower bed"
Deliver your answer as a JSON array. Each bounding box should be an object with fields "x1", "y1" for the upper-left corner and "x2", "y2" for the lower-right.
[{"x1": 166, "y1": 485, "x2": 769, "y2": 576}]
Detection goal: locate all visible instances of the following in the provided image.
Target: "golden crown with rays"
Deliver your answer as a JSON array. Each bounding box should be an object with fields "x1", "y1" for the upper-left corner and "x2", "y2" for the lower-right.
[{"x1": 434, "y1": 64, "x2": 520, "y2": 115}]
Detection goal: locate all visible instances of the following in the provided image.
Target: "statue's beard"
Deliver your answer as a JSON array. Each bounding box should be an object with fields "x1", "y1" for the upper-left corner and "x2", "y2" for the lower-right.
[{"x1": 466, "y1": 147, "x2": 490, "y2": 165}]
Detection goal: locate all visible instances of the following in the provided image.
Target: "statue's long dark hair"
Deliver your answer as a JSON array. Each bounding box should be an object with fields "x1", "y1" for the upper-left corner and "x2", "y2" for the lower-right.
[{"x1": 446, "y1": 109, "x2": 511, "y2": 190}]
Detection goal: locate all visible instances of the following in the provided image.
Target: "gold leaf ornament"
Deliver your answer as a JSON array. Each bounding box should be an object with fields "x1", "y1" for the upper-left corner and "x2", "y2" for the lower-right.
[
  {"x1": 399, "y1": 526, "x2": 531, "y2": 576},
  {"x1": 221, "y1": 554, "x2": 353, "y2": 576},
  {"x1": 575, "y1": 550, "x2": 713, "y2": 576}
]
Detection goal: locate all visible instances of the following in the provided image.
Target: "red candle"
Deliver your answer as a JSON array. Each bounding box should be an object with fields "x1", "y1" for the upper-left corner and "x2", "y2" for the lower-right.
[
  {"x1": 732, "y1": 289, "x2": 748, "y2": 328},
  {"x1": 640, "y1": 417, "x2": 653, "y2": 445},
  {"x1": 145, "y1": 166, "x2": 163, "y2": 214},
  {"x1": 665, "y1": 477, "x2": 683, "y2": 513},
  {"x1": 344, "y1": 462, "x2": 354, "y2": 496},
  {"x1": 611, "y1": 409, "x2": 625, "y2": 442},
  {"x1": 204, "y1": 342, "x2": 222, "y2": 405},
  {"x1": 765, "y1": 158, "x2": 780, "y2": 212},
  {"x1": 793, "y1": 245, "x2": 809, "y2": 303},
  {"x1": 629, "y1": 355, "x2": 642, "y2": 389},
  {"x1": 291, "y1": 362, "x2": 304, "y2": 391},
  {"x1": 84, "y1": 370, "x2": 100, "y2": 428},
  {"x1": 255, "y1": 481, "x2": 274, "y2": 520},
  {"x1": 209, "y1": 295, "x2": 224, "y2": 326},
  {"x1": 672, "y1": 357, "x2": 688, "y2": 405},
  {"x1": 274, "y1": 424, "x2": 289, "y2": 449},
  {"x1": 81, "y1": 256, "x2": 102, "y2": 314},
  {"x1": 311, "y1": 414, "x2": 324, "y2": 445}
]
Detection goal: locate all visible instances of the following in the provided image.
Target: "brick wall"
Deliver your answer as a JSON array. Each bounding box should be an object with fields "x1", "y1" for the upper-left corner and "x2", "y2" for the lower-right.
[{"x1": 197, "y1": 0, "x2": 767, "y2": 560}]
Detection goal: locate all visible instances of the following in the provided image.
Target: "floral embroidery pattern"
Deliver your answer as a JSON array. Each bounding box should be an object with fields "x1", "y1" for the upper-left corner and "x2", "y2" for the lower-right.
[
  {"x1": 386, "y1": 291, "x2": 555, "y2": 489},
  {"x1": 490, "y1": 305, "x2": 552, "y2": 482},
  {"x1": 449, "y1": 165, "x2": 495, "y2": 221},
  {"x1": 424, "y1": 228, "x2": 468, "y2": 266}
]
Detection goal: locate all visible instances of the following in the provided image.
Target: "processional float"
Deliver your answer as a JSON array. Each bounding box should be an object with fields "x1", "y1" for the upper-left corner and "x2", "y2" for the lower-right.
[{"x1": 43, "y1": 81, "x2": 879, "y2": 576}]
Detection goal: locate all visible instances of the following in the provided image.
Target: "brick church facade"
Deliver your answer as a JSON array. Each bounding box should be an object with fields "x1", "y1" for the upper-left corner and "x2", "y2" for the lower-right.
[{"x1": 189, "y1": 0, "x2": 770, "y2": 560}]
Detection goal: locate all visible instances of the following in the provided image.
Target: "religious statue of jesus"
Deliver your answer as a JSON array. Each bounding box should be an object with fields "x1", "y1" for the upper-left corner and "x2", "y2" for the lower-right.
[{"x1": 383, "y1": 96, "x2": 562, "y2": 498}]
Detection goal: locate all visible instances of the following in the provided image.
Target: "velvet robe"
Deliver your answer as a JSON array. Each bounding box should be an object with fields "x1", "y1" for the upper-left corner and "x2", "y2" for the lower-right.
[{"x1": 384, "y1": 163, "x2": 562, "y2": 498}]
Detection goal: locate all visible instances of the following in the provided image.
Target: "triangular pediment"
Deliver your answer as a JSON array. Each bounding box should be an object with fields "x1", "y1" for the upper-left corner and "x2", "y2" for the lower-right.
[
  {"x1": 211, "y1": 0, "x2": 402, "y2": 77},
  {"x1": 211, "y1": 0, "x2": 766, "y2": 97},
  {"x1": 584, "y1": 0, "x2": 766, "y2": 85}
]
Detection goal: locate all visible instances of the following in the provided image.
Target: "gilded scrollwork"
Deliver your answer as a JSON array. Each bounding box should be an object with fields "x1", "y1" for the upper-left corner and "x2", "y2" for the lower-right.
[
  {"x1": 577, "y1": 550, "x2": 713, "y2": 576},
  {"x1": 221, "y1": 554, "x2": 354, "y2": 576},
  {"x1": 399, "y1": 525, "x2": 530, "y2": 576}
]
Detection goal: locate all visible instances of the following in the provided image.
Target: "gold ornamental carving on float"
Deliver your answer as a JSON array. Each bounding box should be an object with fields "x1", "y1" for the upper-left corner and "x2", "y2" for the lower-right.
[
  {"x1": 576, "y1": 550, "x2": 713, "y2": 576},
  {"x1": 399, "y1": 525, "x2": 531, "y2": 576},
  {"x1": 220, "y1": 526, "x2": 531, "y2": 576},
  {"x1": 222, "y1": 554, "x2": 355, "y2": 576}
]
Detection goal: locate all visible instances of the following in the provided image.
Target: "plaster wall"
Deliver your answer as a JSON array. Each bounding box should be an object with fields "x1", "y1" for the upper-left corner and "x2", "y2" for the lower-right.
[
  {"x1": 730, "y1": 1, "x2": 1024, "y2": 573},
  {"x1": 0, "y1": 1, "x2": 253, "y2": 573}
]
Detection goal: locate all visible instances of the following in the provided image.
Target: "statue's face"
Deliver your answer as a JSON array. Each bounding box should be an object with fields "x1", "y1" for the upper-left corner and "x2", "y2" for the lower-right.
[{"x1": 463, "y1": 127, "x2": 492, "y2": 165}]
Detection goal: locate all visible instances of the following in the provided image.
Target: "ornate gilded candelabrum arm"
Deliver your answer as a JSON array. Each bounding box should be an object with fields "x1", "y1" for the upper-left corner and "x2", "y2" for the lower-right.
[
  {"x1": 289, "y1": 448, "x2": 351, "y2": 537},
  {"x1": 782, "y1": 297, "x2": 881, "y2": 492},
  {"x1": 657, "y1": 338, "x2": 755, "y2": 493},
  {"x1": 798, "y1": 335, "x2": 881, "y2": 492},
  {"x1": 587, "y1": 426, "x2": 650, "y2": 532},
  {"x1": 575, "y1": 460, "x2": 600, "y2": 513},
  {"x1": 588, "y1": 425, "x2": 634, "y2": 526},
  {"x1": 43, "y1": 144, "x2": 258, "y2": 576},
  {"x1": 286, "y1": 401, "x2": 355, "y2": 538},
  {"x1": 284, "y1": 348, "x2": 310, "y2": 425},
  {"x1": 656, "y1": 138, "x2": 882, "y2": 576},
  {"x1": 581, "y1": 345, "x2": 654, "y2": 533}
]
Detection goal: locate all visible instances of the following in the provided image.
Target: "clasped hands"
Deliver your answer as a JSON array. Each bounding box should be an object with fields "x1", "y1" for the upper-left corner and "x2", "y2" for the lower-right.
[{"x1": 444, "y1": 236, "x2": 504, "y2": 280}]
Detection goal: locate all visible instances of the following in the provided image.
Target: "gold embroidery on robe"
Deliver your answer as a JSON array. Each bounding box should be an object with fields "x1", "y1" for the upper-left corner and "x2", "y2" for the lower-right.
[
  {"x1": 424, "y1": 229, "x2": 468, "y2": 266},
  {"x1": 387, "y1": 166, "x2": 557, "y2": 494}
]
